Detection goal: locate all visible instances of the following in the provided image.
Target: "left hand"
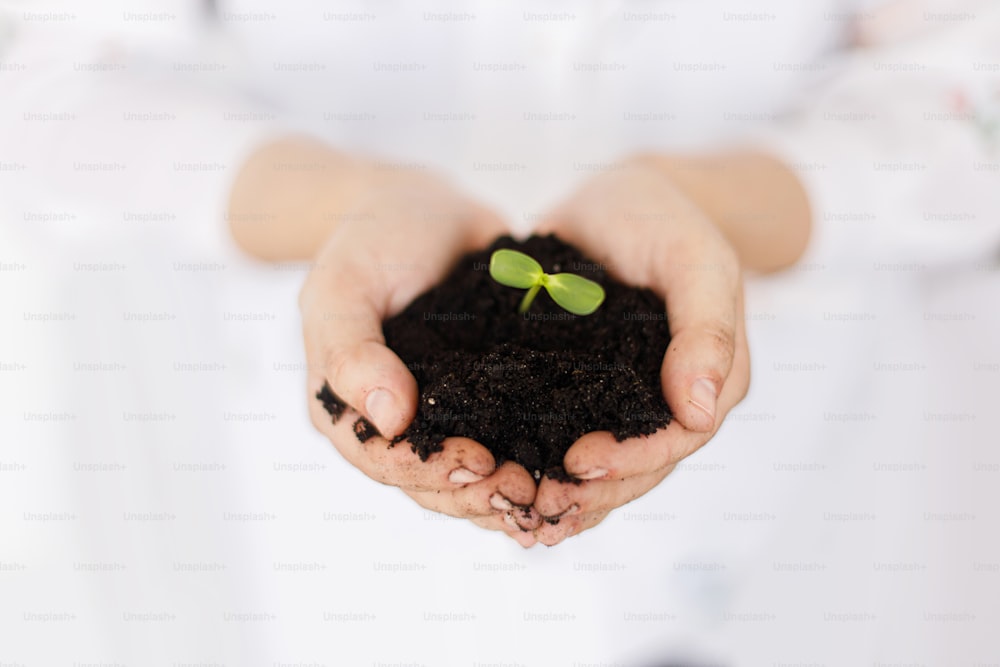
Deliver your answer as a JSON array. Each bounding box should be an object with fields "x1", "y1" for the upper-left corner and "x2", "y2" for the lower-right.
[
  {"x1": 526, "y1": 156, "x2": 752, "y2": 547},
  {"x1": 298, "y1": 171, "x2": 541, "y2": 547}
]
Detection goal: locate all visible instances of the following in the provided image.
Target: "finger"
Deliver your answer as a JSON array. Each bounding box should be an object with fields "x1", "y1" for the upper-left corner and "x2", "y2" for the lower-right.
[
  {"x1": 470, "y1": 515, "x2": 539, "y2": 548},
  {"x1": 534, "y1": 468, "x2": 672, "y2": 518},
  {"x1": 400, "y1": 462, "x2": 539, "y2": 520},
  {"x1": 325, "y1": 340, "x2": 417, "y2": 440},
  {"x1": 561, "y1": 429, "x2": 680, "y2": 483},
  {"x1": 562, "y1": 327, "x2": 749, "y2": 482},
  {"x1": 301, "y1": 255, "x2": 418, "y2": 439},
  {"x1": 534, "y1": 510, "x2": 610, "y2": 547},
  {"x1": 468, "y1": 513, "x2": 511, "y2": 532},
  {"x1": 656, "y1": 239, "x2": 742, "y2": 433},
  {"x1": 471, "y1": 510, "x2": 538, "y2": 548},
  {"x1": 467, "y1": 499, "x2": 545, "y2": 532},
  {"x1": 309, "y1": 395, "x2": 496, "y2": 491},
  {"x1": 509, "y1": 531, "x2": 538, "y2": 548}
]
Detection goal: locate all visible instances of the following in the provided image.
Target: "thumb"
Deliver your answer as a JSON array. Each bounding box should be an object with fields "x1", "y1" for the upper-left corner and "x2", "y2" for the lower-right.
[
  {"x1": 661, "y1": 325, "x2": 735, "y2": 433},
  {"x1": 324, "y1": 339, "x2": 418, "y2": 439},
  {"x1": 301, "y1": 267, "x2": 418, "y2": 439},
  {"x1": 657, "y1": 250, "x2": 741, "y2": 434}
]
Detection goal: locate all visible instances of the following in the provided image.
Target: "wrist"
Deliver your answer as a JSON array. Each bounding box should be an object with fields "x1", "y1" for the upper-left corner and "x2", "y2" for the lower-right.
[
  {"x1": 229, "y1": 136, "x2": 492, "y2": 262},
  {"x1": 331, "y1": 162, "x2": 507, "y2": 268},
  {"x1": 622, "y1": 151, "x2": 811, "y2": 272},
  {"x1": 349, "y1": 163, "x2": 464, "y2": 215}
]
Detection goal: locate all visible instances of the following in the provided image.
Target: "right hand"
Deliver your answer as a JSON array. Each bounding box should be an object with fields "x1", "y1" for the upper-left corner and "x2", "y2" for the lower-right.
[
  {"x1": 300, "y1": 173, "x2": 542, "y2": 547},
  {"x1": 528, "y1": 156, "x2": 752, "y2": 546}
]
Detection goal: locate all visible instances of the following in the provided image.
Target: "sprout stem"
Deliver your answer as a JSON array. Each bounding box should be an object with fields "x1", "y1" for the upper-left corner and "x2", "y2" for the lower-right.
[{"x1": 518, "y1": 283, "x2": 542, "y2": 313}]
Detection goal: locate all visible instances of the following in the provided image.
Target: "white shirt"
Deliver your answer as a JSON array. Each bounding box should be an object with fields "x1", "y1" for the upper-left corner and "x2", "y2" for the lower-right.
[{"x1": 1, "y1": 1, "x2": 999, "y2": 665}]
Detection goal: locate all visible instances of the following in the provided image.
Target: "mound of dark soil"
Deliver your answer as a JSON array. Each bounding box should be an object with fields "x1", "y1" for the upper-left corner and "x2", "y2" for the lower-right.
[{"x1": 318, "y1": 234, "x2": 672, "y2": 482}]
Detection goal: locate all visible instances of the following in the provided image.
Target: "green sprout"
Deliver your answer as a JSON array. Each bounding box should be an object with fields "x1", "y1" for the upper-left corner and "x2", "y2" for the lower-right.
[{"x1": 489, "y1": 249, "x2": 606, "y2": 316}]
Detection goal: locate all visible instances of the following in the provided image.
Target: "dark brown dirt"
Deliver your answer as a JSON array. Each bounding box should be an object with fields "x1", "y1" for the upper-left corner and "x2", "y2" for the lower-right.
[
  {"x1": 352, "y1": 417, "x2": 379, "y2": 443},
  {"x1": 316, "y1": 383, "x2": 347, "y2": 422},
  {"x1": 317, "y1": 234, "x2": 672, "y2": 482}
]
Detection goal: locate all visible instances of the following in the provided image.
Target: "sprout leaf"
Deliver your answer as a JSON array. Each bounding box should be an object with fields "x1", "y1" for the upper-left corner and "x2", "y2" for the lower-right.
[
  {"x1": 544, "y1": 273, "x2": 606, "y2": 316},
  {"x1": 489, "y1": 249, "x2": 543, "y2": 289},
  {"x1": 488, "y1": 248, "x2": 606, "y2": 316}
]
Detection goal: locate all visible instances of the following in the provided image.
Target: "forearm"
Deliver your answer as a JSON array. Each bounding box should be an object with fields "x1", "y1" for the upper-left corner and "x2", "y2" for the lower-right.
[
  {"x1": 227, "y1": 136, "x2": 453, "y2": 261},
  {"x1": 634, "y1": 152, "x2": 812, "y2": 273}
]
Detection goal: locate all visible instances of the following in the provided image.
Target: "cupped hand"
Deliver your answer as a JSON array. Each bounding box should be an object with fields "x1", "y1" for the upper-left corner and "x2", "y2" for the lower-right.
[
  {"x1": 301, "y1": 173, "x2": 542, "y2": 546},
  {"x1": 529, "y1": 156, "x2": 751, "y2": 546}
]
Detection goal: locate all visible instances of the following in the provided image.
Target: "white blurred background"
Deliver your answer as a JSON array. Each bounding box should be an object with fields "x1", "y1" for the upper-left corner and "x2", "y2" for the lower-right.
[{"x1": 1, "y1": 1, "x2": 999, "y2": 665}]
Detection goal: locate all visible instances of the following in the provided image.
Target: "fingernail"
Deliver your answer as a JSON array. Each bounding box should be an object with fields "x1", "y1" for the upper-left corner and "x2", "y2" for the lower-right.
[
  {"x1": 449, "y1": 467, "x2": 485, "y2": 485},
  {"x1": 689, "y1": 377, "x2": 718, "y2": 422},
  {"x1": 546, "y1": 504, "x2": 580, "y2": 522},
  {"x1": 365, "y1": 388, "x2": 397, "y2": 436},
  {"x1": 574, "y1": 467, "x2": 608, "y2": 481},
  {"x1": 503, "y1": 511, "x2": 534, "y2": 533},
  {"x1": 489, "y1": 492, "x2": 513, "y2": 511}
]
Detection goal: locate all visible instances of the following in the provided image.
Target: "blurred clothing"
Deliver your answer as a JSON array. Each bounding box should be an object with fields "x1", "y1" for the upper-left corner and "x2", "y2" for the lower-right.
[{"x1": 1, "y1": 1, "x2": 998, "y2": 665}]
